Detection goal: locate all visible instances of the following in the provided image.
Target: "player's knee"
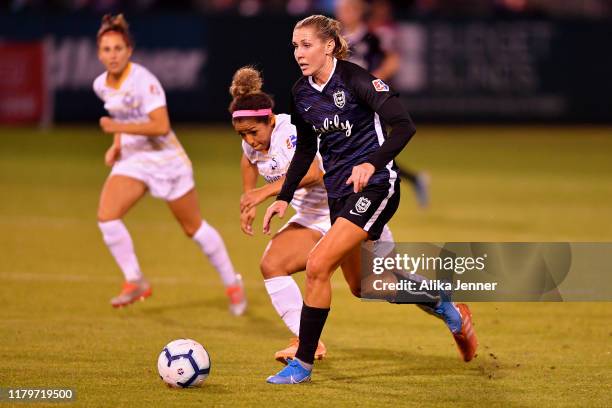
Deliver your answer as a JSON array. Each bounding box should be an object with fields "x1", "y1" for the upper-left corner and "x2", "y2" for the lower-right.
[
  {"x1": 259, "y1": 256, "x2": 289, "y2": 279},
  {"x1": 305, "y1": 253, "x2": 331, "y2": 282}
]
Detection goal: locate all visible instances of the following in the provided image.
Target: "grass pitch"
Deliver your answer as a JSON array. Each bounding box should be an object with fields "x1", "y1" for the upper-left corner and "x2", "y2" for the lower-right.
[{"x1": 0, "y1": 125, "x2": 611, "y2": 407}]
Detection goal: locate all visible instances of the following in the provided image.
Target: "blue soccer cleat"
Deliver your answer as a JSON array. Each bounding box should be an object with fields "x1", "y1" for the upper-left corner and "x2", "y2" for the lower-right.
[
  {"x1": 266, "y1": 359, "x2": 312, "y2": 384},
  {"x1": 434, "y1": 301, "x2": 462, "y2": 334}
]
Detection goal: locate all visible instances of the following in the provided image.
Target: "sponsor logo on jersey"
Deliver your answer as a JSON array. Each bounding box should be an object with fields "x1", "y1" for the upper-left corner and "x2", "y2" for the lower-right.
[
  {"x1": 355, "y1": 197, "x2": 372, "y2": 214},
  {"x1": 109, "y1": 92, "x2": 144, "y2": 120},
  {"x1": 122, "y1": 92, "x2": 140, "y2": 109},
  {"x1": 264, "y1": 174, "x2": 283, "y2": 183},
  {"x1": 333, "y1": 89, "x2": 346, "y2": 108},
  {"x1": 149, "y1": 83, "x2": 160, "y2": 95},
  {"x1": 312, "y1": 114, "x2": 354, "y2": 137},
  {"x1": 372, "y1": 79, "x2": 389, "y2": 92}
]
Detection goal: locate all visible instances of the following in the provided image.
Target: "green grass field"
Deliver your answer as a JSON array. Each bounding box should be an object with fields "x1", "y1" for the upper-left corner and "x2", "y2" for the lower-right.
[{"x1": 0, "y1": 125, "x2": 611, "y2": 407}]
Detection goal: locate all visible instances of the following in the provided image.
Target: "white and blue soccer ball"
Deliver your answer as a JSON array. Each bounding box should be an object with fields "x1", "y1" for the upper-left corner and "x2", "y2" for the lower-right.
[{"x1": 157, "y1": 339, "x2": 211, "y2": 388}]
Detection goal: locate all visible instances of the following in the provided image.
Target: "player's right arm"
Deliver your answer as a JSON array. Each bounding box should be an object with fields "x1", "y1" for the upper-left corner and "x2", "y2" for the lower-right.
[
  {"x1": 99, "y1": 106, "x2": 171, "y2": 137},
  {"x1": 240, "y1": 154, "x2": 259, "y2": 236},
  {"x1": 264, "y1": 97, "x2": 318, "y2": 234},
  {"x1": 97, "y1": 69, "x2": 171, "y2": 137},
  {"x1": 241, "y1": 157, "x2": 323, "y2": 213},
  {"x1": 104, "y1": 133, "x2": 122, "y2": 167}
]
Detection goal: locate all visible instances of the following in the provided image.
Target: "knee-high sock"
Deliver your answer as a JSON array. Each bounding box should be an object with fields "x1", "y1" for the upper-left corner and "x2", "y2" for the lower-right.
[
  {"x1": 98, "y1": 220, "x2": 142, "y2": 282},
  {"x1": 192, "y1": 221, "x2": 238, "y2": 287},
  {"x1": 264, "y1": 276, "x2": 303, "y2": 336},
  {"x1": 295, "y1": 303, "x2": 329, "y2": 365}
]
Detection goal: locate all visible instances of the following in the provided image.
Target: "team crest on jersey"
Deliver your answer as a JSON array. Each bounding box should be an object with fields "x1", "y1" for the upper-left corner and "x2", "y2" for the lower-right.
[
  {"x1": 355, "y1": 197, "x2": 371, "y2": 214},
  {"x1": 270, "y1": 157, "x2": 279, "y2": 171},
  {"x1": 333, "y1": 89, "x2": 346, "y2": 108},
  {"x1": 286, "y1": 135, "x2": 297, "y2": 149},
  {"x1": 372, "y1": 79, "x2": 389, "y2": 92}
]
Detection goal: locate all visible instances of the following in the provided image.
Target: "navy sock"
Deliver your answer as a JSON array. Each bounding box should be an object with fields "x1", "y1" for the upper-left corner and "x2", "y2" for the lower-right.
[{"x1": 295, "y1": 303, "x2": 329, "y2": 365}]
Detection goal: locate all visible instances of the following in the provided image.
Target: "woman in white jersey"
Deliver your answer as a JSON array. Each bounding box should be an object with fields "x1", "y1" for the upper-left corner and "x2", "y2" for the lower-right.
[
  {"x1": 94, "y1": 14, "x2": 246, "y2": 315},
  {"x1": 229, "y1": 67, "x2": 327, "y2": 362}
]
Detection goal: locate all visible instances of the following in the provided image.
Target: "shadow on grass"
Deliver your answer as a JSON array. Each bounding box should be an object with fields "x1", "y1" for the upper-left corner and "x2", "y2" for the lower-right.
[
  {"x1": 130, "y1": 297, "x2": 290, "y2": 341},
  {"x1": 307, "y1": 345, "x2": 521, "y2": 406}
]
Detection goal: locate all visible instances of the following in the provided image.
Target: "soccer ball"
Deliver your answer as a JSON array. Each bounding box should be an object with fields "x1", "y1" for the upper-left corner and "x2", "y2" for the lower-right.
[{"x1": 157, "y1": 339, "x2": 211, "y2": 388}]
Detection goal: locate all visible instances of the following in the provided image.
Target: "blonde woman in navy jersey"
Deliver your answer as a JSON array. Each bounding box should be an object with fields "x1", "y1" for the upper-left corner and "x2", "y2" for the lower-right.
[{"x1": 261, "y1": 15, "x2": 478, "y2": 384}]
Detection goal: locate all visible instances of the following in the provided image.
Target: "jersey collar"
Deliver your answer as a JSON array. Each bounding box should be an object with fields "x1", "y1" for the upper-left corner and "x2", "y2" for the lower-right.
[
  {"x1": 105, "y1": 62, "x2": 132, "y2": 90},
  {"x1": 308, "y1": 58, "x2": 337, "y2": 93}
]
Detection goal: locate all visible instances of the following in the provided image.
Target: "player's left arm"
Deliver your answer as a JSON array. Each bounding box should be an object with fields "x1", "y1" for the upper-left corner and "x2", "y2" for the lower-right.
[
  {"x1": 367, "y1": 96, "x2": 416, "y2": 170},
  {"x1": 99, "y1": 106, "x2": 171, "y2": 137},
  {"x1": 345, "y1": 65, "x2": 416, "y2": 192}
]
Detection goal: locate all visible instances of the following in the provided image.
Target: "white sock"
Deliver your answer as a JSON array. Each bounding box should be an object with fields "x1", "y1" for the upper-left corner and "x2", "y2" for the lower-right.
[
  {"x1": 98, "y1": 220, "x2": 142, "y2": 282},
  {"x1": 192, "y1": 221, "x2": 238, "y2": 287},
  {"x1": 264, "y1": 276, "x2": 303, "y2": 336}
]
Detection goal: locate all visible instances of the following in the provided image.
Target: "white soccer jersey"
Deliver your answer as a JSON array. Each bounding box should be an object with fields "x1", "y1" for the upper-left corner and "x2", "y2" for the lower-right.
[
  {"x1": 242, "y1": 114, "x2": 329, "y2": 216},
  {"x1": 93, "y1": 62, "x2": 190, "y2": 176}
]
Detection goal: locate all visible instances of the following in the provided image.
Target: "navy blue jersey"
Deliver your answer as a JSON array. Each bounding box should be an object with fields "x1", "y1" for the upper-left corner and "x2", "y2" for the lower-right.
[{"x1": 290, "y1": 59, "x2": 399, "y2": 199}]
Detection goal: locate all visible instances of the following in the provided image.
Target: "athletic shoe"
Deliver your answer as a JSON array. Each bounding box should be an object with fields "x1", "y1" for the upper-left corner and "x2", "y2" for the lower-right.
[
  {"x1": 266, "y1": 359, "x2": 312, "y2": 384},
  {"x1": 435, "y1": 302, "x2": 478, "y2": 362},
  {"x1": 111, "y1": 279, "x2": 152, "y2": 308},
  {"x1": 226, "y1": 274, "x2": 247, "y2": 316},
  {"x1": 413, "y1": 172, "x2": 430, "y2": 208},
  {"x1": 434, "y1": 301, "x2": 463, "y2": 333},
  {"x1": 453, "y1": 303, "x2": 478, "y2": 362},
  {"x1": 274, "y1": 337, "x2": 327, "y2": 364}
]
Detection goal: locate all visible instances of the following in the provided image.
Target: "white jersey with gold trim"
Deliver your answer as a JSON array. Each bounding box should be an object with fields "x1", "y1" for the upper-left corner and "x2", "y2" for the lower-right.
[
  {"x1": 93, "y1": 62, "x2": 190, "y2": 177},
  {"x1": 242, "y1": 114, "x2": 329, "y2": 217}
]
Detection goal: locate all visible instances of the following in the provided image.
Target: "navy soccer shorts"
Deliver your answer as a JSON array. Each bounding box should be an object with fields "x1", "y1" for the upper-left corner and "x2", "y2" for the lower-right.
[{"x1": 328, "y1": 179, "x2": 400, "y2": 241}]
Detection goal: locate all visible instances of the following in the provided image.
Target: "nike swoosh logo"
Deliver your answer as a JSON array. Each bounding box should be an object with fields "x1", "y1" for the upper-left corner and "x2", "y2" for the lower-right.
[
  {"x1": 349, "y1": 210, "x2": 362, "y2": 216},
  {"x1": 304, "y1": 106, "x2": 312, "y2": 111}
]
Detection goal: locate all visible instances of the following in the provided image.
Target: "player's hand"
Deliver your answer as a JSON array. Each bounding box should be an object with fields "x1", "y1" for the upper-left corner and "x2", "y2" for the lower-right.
[
  {"x1": 262, "y1": 200, "x2": 288, "y2": 235},
  {"x1": 99, "y1": 116, "x2": 119, "y2": 133},
  {"x1": 240, "y1": 188, "x2": 268, "y2": 213},
  {"x1": 240, "y1": 206, "x2": 256, "y2": 236},
  {"x1": 104, "y1": 145, "x2": 121, "y2": 167},
  {"x1": 345, "y1": 162, "x2": 375, "y2": 193}
]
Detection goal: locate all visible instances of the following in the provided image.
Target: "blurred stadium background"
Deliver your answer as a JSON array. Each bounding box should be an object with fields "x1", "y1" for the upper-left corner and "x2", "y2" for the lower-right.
[{"x1": 1, "y1": 1, "x2": 611, "y2": 407}]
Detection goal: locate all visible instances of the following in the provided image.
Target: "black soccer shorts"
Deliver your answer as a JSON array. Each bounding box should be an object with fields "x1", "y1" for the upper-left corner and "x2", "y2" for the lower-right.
[{"x1": 328, "y1": 179, "x2": 401, "y2": 241}]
